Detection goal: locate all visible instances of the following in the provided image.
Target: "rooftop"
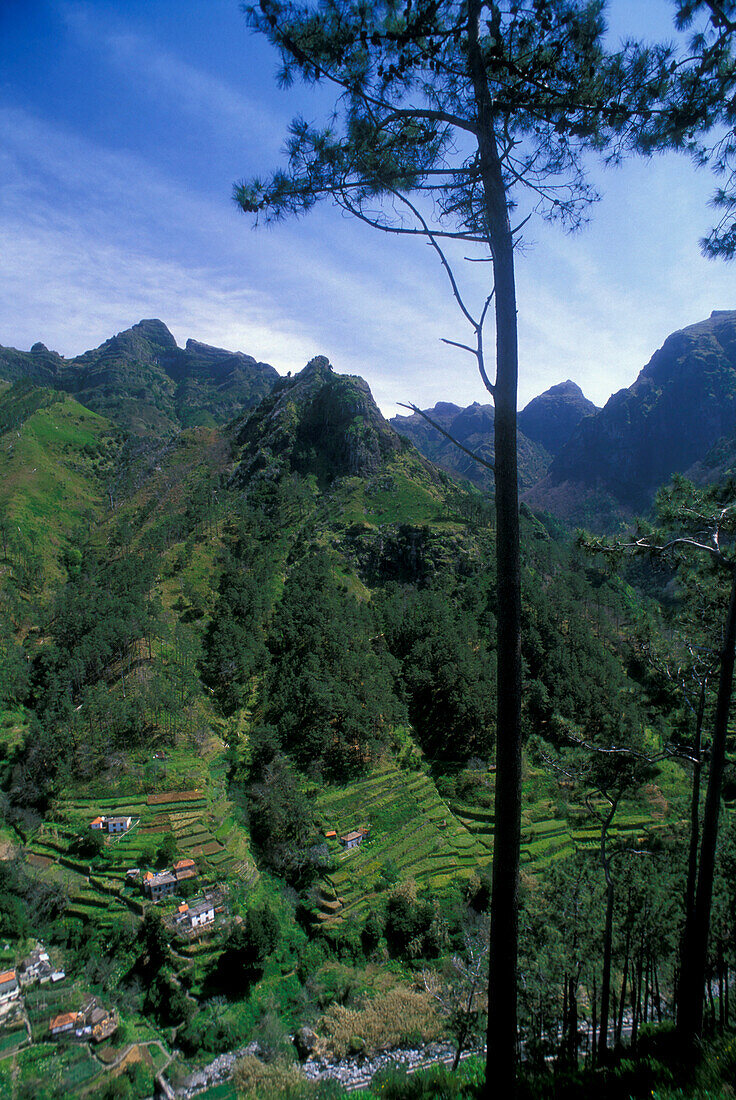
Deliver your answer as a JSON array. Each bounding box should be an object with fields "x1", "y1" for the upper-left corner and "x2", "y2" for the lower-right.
[{"x1": 50, "y1": 1012, "x2": 77, "y2": 1030}]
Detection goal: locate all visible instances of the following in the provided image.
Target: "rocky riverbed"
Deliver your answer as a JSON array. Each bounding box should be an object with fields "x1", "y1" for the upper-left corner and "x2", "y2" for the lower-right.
[{"x1": 174, "y1": 1039, "x2": 475, "y2": 1097}]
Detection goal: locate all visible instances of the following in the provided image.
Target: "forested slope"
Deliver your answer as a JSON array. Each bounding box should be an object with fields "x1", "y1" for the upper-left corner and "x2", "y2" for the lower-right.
[{"x1": 0, "y1": 347, "x2": 727, "y2": 1099}]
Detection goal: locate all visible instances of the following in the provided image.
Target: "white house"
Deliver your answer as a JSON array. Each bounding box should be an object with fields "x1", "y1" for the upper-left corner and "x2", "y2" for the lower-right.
[
  {"x1": 0, "y1": 970, "x2": 19, "y2": 1006},
  {"x1": 89, "y1": 815, "x2": 132, "y2": 833},
  {"x1": 176, "y1": 897, "x2": 216, "y2": 931}
]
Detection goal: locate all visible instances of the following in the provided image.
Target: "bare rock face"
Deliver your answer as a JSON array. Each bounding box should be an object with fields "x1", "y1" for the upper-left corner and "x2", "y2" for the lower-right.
[
  {"x1": 294, "y1": 1026, "x2": 319, "y2": 1061},
  {"x1": 518, "y1": 380, "x2": 599, "y2": 456}
]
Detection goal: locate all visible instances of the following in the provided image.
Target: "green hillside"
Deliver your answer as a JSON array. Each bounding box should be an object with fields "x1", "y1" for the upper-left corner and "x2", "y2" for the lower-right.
[
  {"x1": 0, "y1": 381, "x2": 119, "y2": 584},
  {"x1": 0, "y1": 353, "x2": 704, "y2": 1098}
]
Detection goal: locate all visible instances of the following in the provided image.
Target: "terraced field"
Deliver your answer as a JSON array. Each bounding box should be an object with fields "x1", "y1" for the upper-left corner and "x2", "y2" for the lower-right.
[
  {"x1": 314, "y1": 766, "x2": 673, "y2": 926},
  {"x1": 314, "y1": 764, "x2": 492, "y2": 925},
  {"x1": 25, "y1": 789, "x2": 258, "y2": 928}
]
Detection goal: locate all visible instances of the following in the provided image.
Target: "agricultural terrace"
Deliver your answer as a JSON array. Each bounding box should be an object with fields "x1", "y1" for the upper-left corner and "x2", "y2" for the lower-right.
[
  {"x1": 25, "y1": 789, "x2": 258, "y2": 930},
  {"x1": 314, "y1": 763, "x2": 673, "y2": 926}
]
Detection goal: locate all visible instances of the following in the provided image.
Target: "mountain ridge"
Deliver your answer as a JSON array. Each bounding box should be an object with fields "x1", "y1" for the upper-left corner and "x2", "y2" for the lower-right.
[
  {"x1": 525, "y1": 309, "x2": 736, "y2": 527},
  {"x1": 0, "y1": 319, "x2": 279, "y2": 438}
]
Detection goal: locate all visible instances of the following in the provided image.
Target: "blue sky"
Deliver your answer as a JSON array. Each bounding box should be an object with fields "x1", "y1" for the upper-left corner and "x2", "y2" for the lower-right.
[{"x1": 1, "y1": 0, "x2": 734, "y2": 415}]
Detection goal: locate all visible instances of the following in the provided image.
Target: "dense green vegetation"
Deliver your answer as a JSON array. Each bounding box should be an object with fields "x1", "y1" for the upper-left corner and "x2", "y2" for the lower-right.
[{"x1": 1, "y1": 356, "x2": 735, "y2": 1099}]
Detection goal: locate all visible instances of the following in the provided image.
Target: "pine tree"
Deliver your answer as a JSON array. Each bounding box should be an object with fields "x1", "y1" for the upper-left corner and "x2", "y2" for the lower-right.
[{"x1": 233, "y1": 3, "x2": 720, "y2": 1090}]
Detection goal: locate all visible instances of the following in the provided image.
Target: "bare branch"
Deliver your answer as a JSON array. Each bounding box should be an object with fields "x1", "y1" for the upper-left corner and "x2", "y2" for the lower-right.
[
  {"x1": 441, "y1": 337, "x2": 477, "y2": 355},
  {"x1": 396, "y1": 402, "x2": 495, "y2": 473}
]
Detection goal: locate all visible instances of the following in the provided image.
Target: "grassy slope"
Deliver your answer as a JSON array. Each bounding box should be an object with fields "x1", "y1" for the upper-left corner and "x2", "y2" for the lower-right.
[{"x1": 0, "y1": 389, "x2": 118, "y2": 574}]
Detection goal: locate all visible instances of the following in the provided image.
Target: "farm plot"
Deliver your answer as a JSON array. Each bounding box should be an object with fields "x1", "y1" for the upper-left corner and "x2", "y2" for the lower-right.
[
  {"x1": 316, "y1": 766, "x2": 675, "y2": 926},
  {"x1": 315, "y1": 765, "x2": 491, "y2": 925},
  {"x1": 9, "y1": 1042, "x2": 103, "y2": 1096},
  {"x1": 27, "y1": 789, "x2": 258, "y2": 931}
]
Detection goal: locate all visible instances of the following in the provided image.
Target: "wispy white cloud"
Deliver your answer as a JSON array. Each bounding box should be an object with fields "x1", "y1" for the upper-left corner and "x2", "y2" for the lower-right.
[
  {"x1": 57, "y1": 0, "x2": 284, "y2": 155},
  {"x1": 0, "y1": 103, "x2": 482, "y2": 413},
  {"x1": 3, "y1": 7, "x2": 734, "y2": 425}
]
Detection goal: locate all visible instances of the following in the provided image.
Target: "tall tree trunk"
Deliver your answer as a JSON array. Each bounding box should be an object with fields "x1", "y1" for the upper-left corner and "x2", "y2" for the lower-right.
[
  {"x1": 568, "y1": 974, "x2": 578, "y2": 1066},
  {"x1": 678, "y1": 678, "x2": 706, "y2": 1020},
  {"x1": 592, "y1": 975, "x2": 598, "y2": 1068},
  {"x1": 598, "y1": 798, "x2": 618, "y2": 1064},
  {"x1": 632, "y1": 949, "x2": 643, "y2": 1049},
  {"x1": 679, "y1": 568, "x2": 736, "y2": 1043},
  {"x1": 616, "y1": 935, "x2": 630, "y2": 1046},
  {"x1": 653, "y1": 959, "x2": 662, "y2": 1025},
  {"x1": 718, "y1": 943, "x2": 725, "y2": 1031},
  {"x1": 467, "y1": 3, "x2": 522, "y2": 1095}
]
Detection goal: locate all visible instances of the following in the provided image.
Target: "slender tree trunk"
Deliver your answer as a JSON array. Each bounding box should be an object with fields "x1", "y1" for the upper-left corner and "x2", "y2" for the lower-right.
[
  {"x1": 632, "y1": 950, "x2": 643, "y2": 1048},
  {"x1": 678, "y1": 678, "x2": 706, "y2": 1020},
  {"x1": 616, "y1": 934, "x2": 631, "y2": 1045},
  {"x1": 568, "y1": 974, "x2": 578, "y2": 1066},
  {"x1": 592, "y1": 974, "x2": 598, "y2": 1068},
  {"x1": 598, "y1": 798, "x2": 618, "y2": 1064},
  {"x1": 467, "y1": 4, "x2": 522, "y2": 1095},
  {"x1": 679, "y1": 568, "x2": 736, "y2": 1043},
  {"x1": 707, "y1": 970, "x2": 716, "y2": 1031}
]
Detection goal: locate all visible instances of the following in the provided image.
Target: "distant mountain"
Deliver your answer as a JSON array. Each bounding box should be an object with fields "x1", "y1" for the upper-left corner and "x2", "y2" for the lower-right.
[
  {"x1": 0, "y1": 319, "x2": 279, "y2": 438},
  {"x1": 388, "y1": 389, "x2": 590, "y2": 492},
  {"x1": 518, "y1": 380, "x2": 599, "y2": 456},
  {"x1": 525, "y1": 310, "x2": 736, "y2": 528}
]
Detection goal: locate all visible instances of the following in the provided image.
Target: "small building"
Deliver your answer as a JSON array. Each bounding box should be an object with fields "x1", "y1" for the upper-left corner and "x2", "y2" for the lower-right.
[
  {"x1": 49, "y1": 1011, "x2": 77, "y2": 1037},
  {"x1": 340, "y1": 829, "x2": 366, "y2": 850},
  {"x1": 89, "y1": 814, "x2": 132, "y2": 833},
  {"x1": 19, "y1": 946, "x2": 54, "y2": 986},
  {"x1": 82, "y1": 1000, "x2": 118, "y2": 1042},
  {"x1": 324, "y1": 830, "x2": 337, "y2": 839},
  {"x1": 0, "y1": 970, "x2": 19, "y2": 1005},
  {"x1": 188, "y1": 899, "x2": 215, "y2": 929},
  {"x1": 175, "y1": 895, "x2": 216, "y2": 931},
  {"x1": 143, "y1": 870, "x2": 177, "y2": 901},
  {"x1": 126, "y1": 868, "x2": 141, "y2": 882},
  {"x1": 173, "y1": 858, "x2": 198, "y2": 884}
]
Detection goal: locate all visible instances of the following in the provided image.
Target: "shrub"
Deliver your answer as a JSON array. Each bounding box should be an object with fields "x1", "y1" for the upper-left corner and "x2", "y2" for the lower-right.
[
  {"x1": 233, "y1": 1055, "x2": 304, "y2": 1097},
  {"x1": 369, "y1": 1062, "x2": 474, "y2": 1098},
  {"x1": 319, "y1": 986, "x2": 441, "y2": 1059}
]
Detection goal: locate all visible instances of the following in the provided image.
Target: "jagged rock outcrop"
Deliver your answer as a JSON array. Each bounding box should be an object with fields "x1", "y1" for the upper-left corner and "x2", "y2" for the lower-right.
[
  {"x1": 232, "y1": 355, "x2": 403, "y2": 485},
  {"x1": 0, "y1": 319, "x2": 279, "y2": 437},
  {"x1": 518, "y1": 380, "x2": 598, "y2": 455},
  {"x1": 525, "y1": 311, "x2": 736, "y2": 527}
]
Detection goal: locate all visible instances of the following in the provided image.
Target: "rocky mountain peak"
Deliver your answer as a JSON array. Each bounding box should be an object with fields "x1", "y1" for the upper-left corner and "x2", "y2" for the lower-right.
[
  {"x1": 129, "y1": 318, "x2": 178, "y2": 349},
  {"x1": 233, "y1": 357, "x2": 401, "y2": 486},
  {"x1": 301, "y1": 354, "x2": 333, "y2": 378},
  {"x1": 518, "y1": 379, "x2": 598, "y2": 456}
]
